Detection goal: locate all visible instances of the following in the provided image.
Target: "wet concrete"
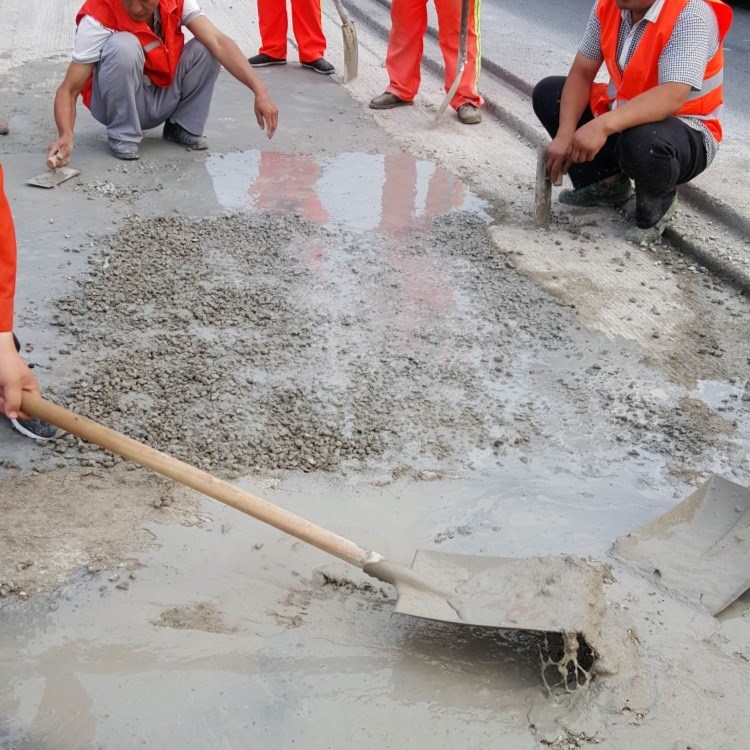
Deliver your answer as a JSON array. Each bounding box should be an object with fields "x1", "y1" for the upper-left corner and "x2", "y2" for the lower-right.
[
  {"x1": 0, "y1": 478, "x2": 548, "y2": 749},
  {"x1": 1, "y1": 48, "x2": 749, "y2": 750}
]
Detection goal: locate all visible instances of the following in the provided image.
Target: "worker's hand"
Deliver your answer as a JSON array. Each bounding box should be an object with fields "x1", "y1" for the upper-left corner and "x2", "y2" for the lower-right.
[
  {"x1": 46, "y1": 137, "x2": 74, "y2": 168},
  {"x1": 254, "y1": 89, "x2": 278, "y2": 139},
  {"x1": 546, "y1": 133, "x2": 574, "y2": 183},
  {"x1": 0, "y1": 332, "x2": 40, "y2": 420},
  {"x1": 569, "y1": 119, "x2": 609, "y2": 165}
]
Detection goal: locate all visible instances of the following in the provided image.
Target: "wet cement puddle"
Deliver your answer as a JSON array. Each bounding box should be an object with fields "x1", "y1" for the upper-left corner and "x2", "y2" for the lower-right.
[{"x1": 1, "y1": 475, "x2": 553, "y2": 748}]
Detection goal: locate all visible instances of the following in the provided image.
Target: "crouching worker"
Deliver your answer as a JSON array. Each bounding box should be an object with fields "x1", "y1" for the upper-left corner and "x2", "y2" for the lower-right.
[
  {"x1": 0, "y1": 164, "x2": 64, "y2": 441},
  {"x1": 533, "y1": 0, "x2": 732, "y2": 243},
  {"x1": 48, "y1": 0, "x2": 279, "y2": 163}
]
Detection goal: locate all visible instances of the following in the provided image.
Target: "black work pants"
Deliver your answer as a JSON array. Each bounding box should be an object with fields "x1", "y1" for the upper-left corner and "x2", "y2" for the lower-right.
[{"x1": 532, "y1": 76, "x2": 708, "y2": 228}]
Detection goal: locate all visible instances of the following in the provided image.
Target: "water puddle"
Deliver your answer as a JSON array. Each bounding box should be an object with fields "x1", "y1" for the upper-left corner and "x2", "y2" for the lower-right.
[{"x1": 206, "y1": 150, "x2": 492, "y2": 234}]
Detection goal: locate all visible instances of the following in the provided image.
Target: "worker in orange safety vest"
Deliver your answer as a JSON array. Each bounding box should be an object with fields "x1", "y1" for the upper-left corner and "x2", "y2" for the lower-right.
[
  {"x1": 248, "y1": 0, "x2": 335, "y2": 76},
  {"x1": 533, "y1": 0, "x2": 733, "y2": 244},
  {"x1": 369, "y1": 0, "x2": 484, "y2": 125}
]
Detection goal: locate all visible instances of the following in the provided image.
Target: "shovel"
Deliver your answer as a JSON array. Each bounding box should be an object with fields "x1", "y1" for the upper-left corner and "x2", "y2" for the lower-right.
[
  {"x1": 614, "y1": 474, "x2": 750, "y2": 615},
  {"x1": 22, "y1": 393, "x2": 606, "y2": 638},
  {"x1": 331, "y1": 0, "x2": 358, "y2": 83},
  {"x1": 432, "y1": 0, "x2": 470, "y2": 126}
]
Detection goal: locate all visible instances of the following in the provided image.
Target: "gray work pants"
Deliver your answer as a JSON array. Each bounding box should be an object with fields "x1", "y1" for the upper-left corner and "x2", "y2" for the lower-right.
[{"x1": 90, "y1": 34, "x2": 221, "y2": 143}]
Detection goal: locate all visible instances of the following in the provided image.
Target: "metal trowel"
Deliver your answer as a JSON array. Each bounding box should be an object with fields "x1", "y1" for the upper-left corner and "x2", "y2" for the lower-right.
[
  {"x1": 534, "y1": 144, "x2": 563, "y2": 229},
  {"x1": 27, "y1": 153, "x2": 79, "y2": 189},
  {"x1": 614, "y1": 475, "x2": 750, "y2": 615},
  {"x1": 21, "y1": 393, "x2": 607, "y2": 644}
]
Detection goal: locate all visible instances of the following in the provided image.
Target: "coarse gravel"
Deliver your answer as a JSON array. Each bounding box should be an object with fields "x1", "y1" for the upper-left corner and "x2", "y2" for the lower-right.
[{"x1": 40, "y1": 208, "x2": 747, "y2": 483}]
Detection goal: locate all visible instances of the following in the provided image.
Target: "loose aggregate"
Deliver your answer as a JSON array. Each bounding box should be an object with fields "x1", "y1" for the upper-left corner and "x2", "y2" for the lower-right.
[{"x1": 38, "y1": 209, "x2": 747, "y2": 485}]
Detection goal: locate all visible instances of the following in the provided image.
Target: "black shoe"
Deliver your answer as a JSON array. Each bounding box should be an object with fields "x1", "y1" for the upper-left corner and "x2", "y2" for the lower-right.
[
  {"x1": 163, "y1": 120, "x2": 208, "y2": 151},
  {"x1": 301, "y1": 58, "x2": 335, "y2": 75},
  {"x1": 559, "y1": 173, "x2": 632, "y2": 207},
  {"x1": 457, "y1": 104, "x2": 482, "y2": 125},
  {"x1": 11, "y1": 417, "x2": 66, "y2": 442},
  {"x1": 248, "y1": 53, "x2": 287, "y2": 67},
  {"x1": 369, "y1": 92, "x2": 413, "y2": 110}
]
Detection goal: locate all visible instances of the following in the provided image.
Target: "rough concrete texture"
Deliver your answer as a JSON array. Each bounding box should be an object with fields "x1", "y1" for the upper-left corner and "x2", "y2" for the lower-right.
[{"x1": 0, "y1": 4, "x2": 749, "y2": 750}]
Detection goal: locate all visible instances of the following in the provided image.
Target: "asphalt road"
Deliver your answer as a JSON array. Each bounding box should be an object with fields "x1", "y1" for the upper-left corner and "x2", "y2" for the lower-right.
[{"x1": 481, "y1": 0, "x2": 750, "y2": 130}]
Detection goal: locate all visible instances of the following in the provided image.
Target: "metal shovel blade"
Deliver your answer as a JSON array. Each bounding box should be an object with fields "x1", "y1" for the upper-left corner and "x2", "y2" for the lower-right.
[
  {"x1": 341, "y1": 21, "x2": 358, "y2": 83},
  {"x1": 368, "y1": 551, "x2": 606, "y2": 634},
  {"x1": 613, "y1": 474, "x2": 750, "y2": 615},
  {"x1": 27, "y1": 167, "x2": 79, "y2": 189},
  {"x1": 331, "y1": 0, "x2": 358, "y2": 83}
]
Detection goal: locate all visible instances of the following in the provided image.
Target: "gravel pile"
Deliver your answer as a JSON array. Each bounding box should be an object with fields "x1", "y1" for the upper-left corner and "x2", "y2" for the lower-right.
[{"x1": 43, "y1": 209, "x2": 746, "y2": 481}]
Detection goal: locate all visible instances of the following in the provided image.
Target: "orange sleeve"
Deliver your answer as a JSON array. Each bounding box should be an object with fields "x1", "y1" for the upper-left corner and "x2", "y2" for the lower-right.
[{"x1": 0, "y1": 164, "x2": 17, "y2": 333}]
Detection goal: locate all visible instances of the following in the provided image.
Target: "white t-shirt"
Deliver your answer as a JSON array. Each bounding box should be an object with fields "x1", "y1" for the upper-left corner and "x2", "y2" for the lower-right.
[{"x1": 73, "y1": 0, "x2": 204, "y2": 63}]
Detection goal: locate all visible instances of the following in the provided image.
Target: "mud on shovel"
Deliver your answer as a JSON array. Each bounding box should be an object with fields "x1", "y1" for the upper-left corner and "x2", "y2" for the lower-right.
[
  {"x1": 22, "y1": 393, "x2": 605, "y2": 639},
  {"x1": 331, "y1": 0, "x2": 358, "y2": 83}
]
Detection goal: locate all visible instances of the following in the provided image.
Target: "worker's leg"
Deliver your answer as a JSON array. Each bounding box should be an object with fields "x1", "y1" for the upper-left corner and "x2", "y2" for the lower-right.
[
  {"x1": 532, "y1": 75, "x2": 622, "y2": 188},
  {"x1": 258, "y1": 0, "x2": 289, "y2": 59},
  {"x1": 384, "y1": 0, "x2": 429, "y2": 102},
  {"x1": 145, "y1": 39, "x2": 221, "y2": 136},
  {"x1": 434, "y1": 0, "x2": 483, "y2": 109},
  {"x1": 291, "y1": 0, "x2": 327, "y2": 62},
  {"x1": 89, "y1": 33, "x2": 148, "y2": 143},
  {"x1": 617, "y1": 118, "x2": 707, "y2": 228}
]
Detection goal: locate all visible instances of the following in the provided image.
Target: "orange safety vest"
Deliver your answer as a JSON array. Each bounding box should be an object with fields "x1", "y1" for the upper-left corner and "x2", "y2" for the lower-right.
[
  {"x1": 590, "y1": 0, "x2": 733, "y2": 142},
  {"x1": 0, "y1": 164, "x2": 18, "y2": 332},
  {"x1": 76, "y1": 0, "x2": 186, "y2": 109}
]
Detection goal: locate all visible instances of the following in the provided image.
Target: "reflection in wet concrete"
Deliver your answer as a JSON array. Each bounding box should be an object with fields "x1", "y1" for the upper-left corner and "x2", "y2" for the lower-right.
[{"x1": 207, "y1": 150, "x2": 490, "y2": 234}]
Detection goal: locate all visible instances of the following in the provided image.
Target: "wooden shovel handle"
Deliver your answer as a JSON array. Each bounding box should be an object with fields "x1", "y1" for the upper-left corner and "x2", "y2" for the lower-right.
[{"x1": 21, "y1": 393, "x2": 374, "y2": 569}]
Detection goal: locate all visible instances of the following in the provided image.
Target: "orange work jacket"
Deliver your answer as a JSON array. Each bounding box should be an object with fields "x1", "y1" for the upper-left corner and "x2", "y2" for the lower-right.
[
  {"x1": 0, "y1": 164, "x2": 17, "y2": 332},
  {"x1": 76, "y1": 0, "x2": 186, "y2": 109},
  {"x1": 590, "y1": 0, "x2": 733, "y2": 142}
]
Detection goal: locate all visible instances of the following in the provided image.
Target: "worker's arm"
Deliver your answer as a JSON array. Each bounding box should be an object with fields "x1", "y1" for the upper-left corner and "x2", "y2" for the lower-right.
[
  {"x1": 568, "y1": 82, "x2": 691, "y2": 165},
  {"x1": 546, "y1": 52, "x2": 602, "y2": 182},
  {"x1": 48, "y1": 62, "x2": 96, "y2": 167},
  {"x1": 187, "y1": 15, "x2": 278, "y2": 138}
]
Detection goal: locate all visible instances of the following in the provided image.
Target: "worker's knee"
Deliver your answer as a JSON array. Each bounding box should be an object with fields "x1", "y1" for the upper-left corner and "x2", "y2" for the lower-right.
[
  {"x1": 532, "y1": 76, "x2": 566, "y2": 121},
  {"x1": 617, "y1": 125, "x2": 664, "y2": 177},
  {"x1": 182, "y1": 39, "x2": 221, "y2": 77},
  {"x1": 101, "y1": 32, "x2": 144, "y2": 69}
]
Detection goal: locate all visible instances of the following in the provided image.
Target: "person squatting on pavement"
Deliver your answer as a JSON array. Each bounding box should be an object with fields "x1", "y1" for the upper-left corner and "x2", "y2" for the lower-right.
[
  {"x1": 248, "y1": 0, "x2": 335, "y2": 75},
  {"x1": 369, "y1": 0, "x2": 484, "y2": 125},
  {"x1": 0, "y1": 164, "x2": 64, "y2": 441},
  {"x1": 533, "y1": 0, "x2": 733, "y2": 244},
  {"x1": 48, "y1": 0, "x2": 279, "y2": 163}
]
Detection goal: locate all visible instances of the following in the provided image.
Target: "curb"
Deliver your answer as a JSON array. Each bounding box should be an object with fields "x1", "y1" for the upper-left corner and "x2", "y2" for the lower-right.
[{"x1": 356, "y1": 0, "x2": 750, "y2": 294}]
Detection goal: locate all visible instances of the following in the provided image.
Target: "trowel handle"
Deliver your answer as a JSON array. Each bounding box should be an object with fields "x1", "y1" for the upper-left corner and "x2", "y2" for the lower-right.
[{"x1": 21, "y1": 393, "x2": 376, "y2": 570}]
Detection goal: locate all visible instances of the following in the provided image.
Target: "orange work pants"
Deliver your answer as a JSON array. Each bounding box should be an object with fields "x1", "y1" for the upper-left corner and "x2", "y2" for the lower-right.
[
  {"x1": 385, "y1": 0, "x2": 483, "y2": 110},
  {"x1": 257, "y1": 0, "x2": 326, "y2": 63}
]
